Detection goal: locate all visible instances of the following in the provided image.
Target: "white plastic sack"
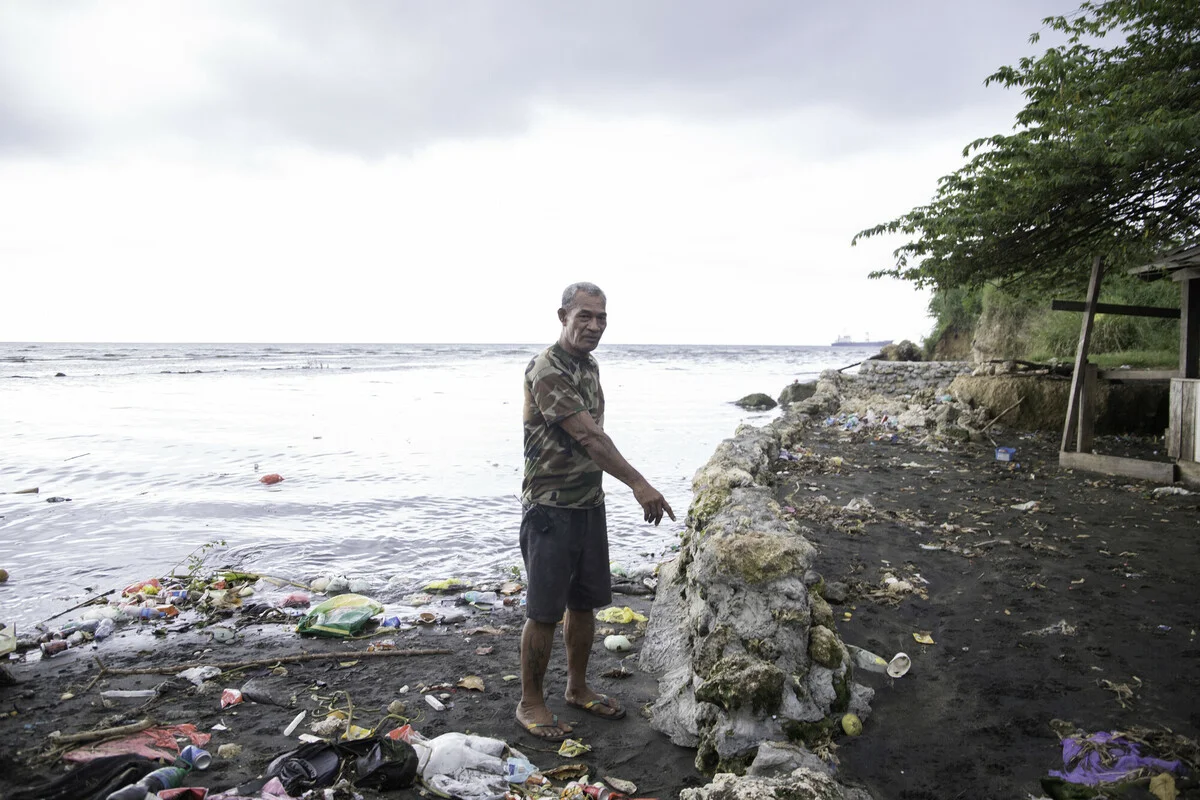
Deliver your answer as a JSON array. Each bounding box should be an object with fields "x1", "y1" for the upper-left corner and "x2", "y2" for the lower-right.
[{"x1": 412, "y1": 732, "x2": 507, "y2": 780}]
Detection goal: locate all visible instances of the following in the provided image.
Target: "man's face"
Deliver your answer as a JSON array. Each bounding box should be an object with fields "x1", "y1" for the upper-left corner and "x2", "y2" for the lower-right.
[{"x1": 558, "y1": 292, "x2": 607, "y2": 355}]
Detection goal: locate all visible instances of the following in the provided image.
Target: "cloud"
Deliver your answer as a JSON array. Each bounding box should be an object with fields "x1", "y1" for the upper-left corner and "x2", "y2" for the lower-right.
[{"x1": 0, "y1": 0, "x2": 1077, "y2": 158}]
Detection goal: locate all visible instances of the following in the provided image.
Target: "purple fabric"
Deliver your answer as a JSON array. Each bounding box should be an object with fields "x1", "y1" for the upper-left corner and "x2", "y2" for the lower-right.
[{"x1": 1049, "y1": 732, "x2": 1181, "y2": 786}]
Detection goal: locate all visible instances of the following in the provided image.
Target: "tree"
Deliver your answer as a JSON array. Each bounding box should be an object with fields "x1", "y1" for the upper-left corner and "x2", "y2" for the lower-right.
[{"x1": 854, "y1": 0, "x2": 1200, "y2": 292}]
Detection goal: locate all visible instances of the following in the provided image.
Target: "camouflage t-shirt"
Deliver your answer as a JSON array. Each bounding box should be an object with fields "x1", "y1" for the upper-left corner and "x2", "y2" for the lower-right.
[{"x1": 522, "y1": 342, "x2": 605, "y2": 508}]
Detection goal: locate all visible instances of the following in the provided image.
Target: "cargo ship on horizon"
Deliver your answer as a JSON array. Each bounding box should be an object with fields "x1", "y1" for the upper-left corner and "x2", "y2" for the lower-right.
[{"x1": 831, "y1": 334, "x2": 893, "y2": 347}]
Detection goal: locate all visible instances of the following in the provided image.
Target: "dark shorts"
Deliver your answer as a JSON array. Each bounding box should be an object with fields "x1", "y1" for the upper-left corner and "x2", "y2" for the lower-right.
[{"x1": 519, "y1": 503, "x2": 611, "y2": 623}]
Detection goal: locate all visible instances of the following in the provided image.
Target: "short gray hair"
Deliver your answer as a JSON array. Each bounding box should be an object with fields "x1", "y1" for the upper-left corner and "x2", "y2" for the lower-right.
[{"x1": 561, "y1": 282, "x2": 606, "y2": 310}]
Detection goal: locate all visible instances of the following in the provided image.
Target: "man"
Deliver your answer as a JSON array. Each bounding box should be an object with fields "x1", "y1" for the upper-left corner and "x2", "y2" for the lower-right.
[{"x1": 516, "y1": 281, "x2": 675, "y2": 740}]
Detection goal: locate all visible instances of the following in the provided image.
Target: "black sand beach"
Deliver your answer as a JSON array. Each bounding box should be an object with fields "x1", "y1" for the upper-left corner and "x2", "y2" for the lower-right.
[{"x1": 1, "y1": 425, "x2": 1197, "y2": 799}]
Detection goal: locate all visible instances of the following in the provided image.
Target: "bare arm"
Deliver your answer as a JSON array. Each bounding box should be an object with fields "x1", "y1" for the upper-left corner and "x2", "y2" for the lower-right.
[{"x1": 559, "y1": 410, "x2": 675, "y2": 525}]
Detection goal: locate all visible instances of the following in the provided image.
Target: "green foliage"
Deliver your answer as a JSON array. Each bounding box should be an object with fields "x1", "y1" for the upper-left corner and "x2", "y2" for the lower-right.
[
  {"x1": 855, "y1": 0, "x2": 1200, "y2": 292},
  {"x1": 171, "y1": 539, "x2": 227, "y2": 582},
  {"x1": 924, "y1": 286, "x2": 984, "y2": 352},
  {"x1": 1026, "y1": 272, "x2": 1180, "y2": 356},
  {"x1": 1088, "y1": 350, "x2": 1179, "y2": 368}
]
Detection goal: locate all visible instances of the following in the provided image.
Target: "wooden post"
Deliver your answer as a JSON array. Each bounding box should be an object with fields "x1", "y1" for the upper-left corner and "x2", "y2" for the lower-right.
[
  {"x1": 1061, "y1": 256, "x2": 1105, "y2": 452},
  {"x1": 1077, "y1": 363, "x2": 1097, "y2": 453},
  {"x1": 1181, "y1": 275, "x2": 1200, "y2": 380}
]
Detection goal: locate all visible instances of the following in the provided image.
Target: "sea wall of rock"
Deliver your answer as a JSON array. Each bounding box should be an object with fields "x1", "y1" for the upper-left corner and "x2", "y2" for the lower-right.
[
  {"x1": 641, "y1": 371, "x2": 874, "y2": 788},
  {"x1": 845, "y1": 360, "x2": 973, "y2": 399}
]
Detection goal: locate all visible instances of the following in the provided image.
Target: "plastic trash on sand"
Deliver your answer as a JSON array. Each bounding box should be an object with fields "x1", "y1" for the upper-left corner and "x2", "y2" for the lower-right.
[
  {"x1": 297, "y1": 593, "x2": 383, "y2": 637},
  {"x1": 424, "y1": 578, "x2": 471, "y2": 593},
  {"x1": 1046, "y1": 731, "x2": 1181, "y2": 787},
  {"x1": 0, "y1": 623, "x2": 15, "y2": 656},
  {"x1": 995, "y1": 447, "x2": 1016, "y2": 462},
  {"x1": 260, "y1": 737, "x2": 419, "y2": 795},
  {"x1": 595, "y1": 606, "x2": 647, "y2": 624},
  {"x1": 409, "y1": 732, "x2": 530, "y2": 799},
  {"x1": 846, "y1": 644, "x2": 910, "y2": 678}
]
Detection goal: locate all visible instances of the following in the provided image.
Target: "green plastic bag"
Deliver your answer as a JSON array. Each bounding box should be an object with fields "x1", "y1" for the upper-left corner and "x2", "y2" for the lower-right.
[{"x1": 297, "y1": 593, "x2": 384, "y2": 637}]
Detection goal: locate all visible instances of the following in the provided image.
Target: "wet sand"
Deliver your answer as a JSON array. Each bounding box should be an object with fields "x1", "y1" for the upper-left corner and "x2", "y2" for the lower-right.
[{"x1": 778, "y1": 425, "x2": 1200, "y2": 798}]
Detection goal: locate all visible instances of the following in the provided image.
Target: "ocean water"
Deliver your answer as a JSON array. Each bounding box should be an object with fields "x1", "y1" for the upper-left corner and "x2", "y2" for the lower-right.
[{"x1": 0, "y1": 342, "x2": 873, "y2": 631}]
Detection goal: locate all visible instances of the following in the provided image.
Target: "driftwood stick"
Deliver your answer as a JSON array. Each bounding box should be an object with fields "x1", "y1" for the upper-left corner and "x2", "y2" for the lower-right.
[
  {"x1": 47, "y1": 717, "x2": 154, "y2": 744},
  {"x1": 837, "y1": 361, "x2": 862, "y2": 373},
  {"x1": 98, "y1": 647, "x2": 453, "y2": 677},
  {"x1": 41, "y1": 590, "x2": 116, "y2": 625},
  {"x1": 982, "y1": 397, "x2": 1024, "y2": 432}
]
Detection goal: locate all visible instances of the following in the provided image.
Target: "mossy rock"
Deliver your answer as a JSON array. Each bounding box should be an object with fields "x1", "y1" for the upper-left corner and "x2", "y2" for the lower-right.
[
  {"x1": 687, "y1": 485, "x2": 731, "y2": 532},
  {"x1": 746, "y1": 636, "x2": 781, "y2": 661},
  {"x1": 778, "y1": 381, "x2": 817, "y2": 406},
  {"x1": 694, "y1": 736, "x2": 756, "y2": 777},
  {"x1": 808, "y1": 625, "x2": 845, "y2": 669},
  {"x1": 771, "y1": 606, "x2": 810, "y2": 627},
  {"x1": 734, "y1": 392, "x2": 777, "y2": 410},
  {"x1": 694, "y1": 654, "x2": 784, "y2": 714},
  {"x1": 782, "y1": 716, "x2": 838, "y2": 749},
  {"x1": 873, "y1": 340, "x2": 923, "y2": 362},
  {"x1": 713, "y1": 530, "x2": 809, "y2": 585},
  {"x1": 808, "y1": 591, "x2": 834, "y2": 629},
  {"x1": 692, "y1": 624, "x2": 733, "y2": 678},
  {"x1": 831, "y1": 669, "x2": 851, "y2": 712}
]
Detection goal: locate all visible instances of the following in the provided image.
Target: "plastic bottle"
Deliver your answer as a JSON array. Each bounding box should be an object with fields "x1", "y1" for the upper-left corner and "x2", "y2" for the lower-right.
[
  {"x1": 94, "y1": 617, "x2": 116, "y2": 640},
  {"x1": 101, "y1": 689, "x2": 158, "y2": 701},
  {"x1": 462, "y1": 591, "x2": 499, "y2": 605},
  {"x1": 504, "y1": 755, "x2": 537, "y2": 783},
  {"x1": 138, "y1": 766, "x2": 188, "y2": 791},
  {"x1": 104, "y1": 786, "x2": 150, "y2": 800},
  {"x1": 60, "y1": 619, "x2": 100, "y2": 636}
]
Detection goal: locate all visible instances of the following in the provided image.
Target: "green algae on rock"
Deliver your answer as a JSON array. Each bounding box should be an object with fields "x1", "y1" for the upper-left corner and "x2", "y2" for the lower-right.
[{"x1": 695, "y1": 654, "x2": 785, "y2": 714}]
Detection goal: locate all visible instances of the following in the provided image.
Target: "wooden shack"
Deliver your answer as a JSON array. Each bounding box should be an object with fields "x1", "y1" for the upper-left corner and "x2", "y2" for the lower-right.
[{"x1": 1057, "y1": 243, "x2": 1200, "y2": 487}]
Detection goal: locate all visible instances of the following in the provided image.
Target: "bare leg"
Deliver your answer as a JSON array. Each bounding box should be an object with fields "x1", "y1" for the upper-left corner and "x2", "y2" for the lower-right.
[
  {"x1": 515, "y1": 618, "x2": 571, "y2": 736},
  {"x1": 563, "y1": 609, "x2": 623, "y2": 716}
]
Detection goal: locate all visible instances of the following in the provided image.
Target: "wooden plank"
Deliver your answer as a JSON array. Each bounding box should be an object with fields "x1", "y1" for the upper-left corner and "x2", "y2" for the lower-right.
[
  {"x1": 1169, "y1": 266, "x2": 1200, "y2": 283},
  {"x1": 1097, "y1": 369, "x2": 1178, "y2": 381},
  {"x1": 1181, "y1": 277, "x2": 1200, "y2": 379},
  {"x1": 1182, "y1": 379, "x2": 1198, "y2": 462},
  {"x1": 1077, "y1": 363, "x2": 1097, "y2": 453},
  {"x1": 1059, "y1": 451, "x2": 1178, "y2": 483},
  {"x1": 1179, "y1": 459, "x2": 1200, "y2": 490},
  {"x1": 1051, "y1": 300, "x2": 1180, "y2": 319},
  {"x1": 1170, "y1": 379, "x2": 1184, "y2": 460},
  {"x1": 1061, "y1": 256, "x2": 1105, "y2": 452}
]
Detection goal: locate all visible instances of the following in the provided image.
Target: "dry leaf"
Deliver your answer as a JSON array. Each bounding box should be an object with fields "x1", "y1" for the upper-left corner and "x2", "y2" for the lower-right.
[
  {"x1": 1149, "y1": 772, "x2": 1177, "y2": 800},
  {"x1": 543, "y1": 764, "x2": 590, "y2": 780},
  {"x1": 457, "y1": 675, "x2": 485, "y2": 692},
  {"x1": 913, "y1": 632, "x2": 935, "y2": 645},
  {"x1": 474, "y1": 646, "x2": 494, "y2": 656}
]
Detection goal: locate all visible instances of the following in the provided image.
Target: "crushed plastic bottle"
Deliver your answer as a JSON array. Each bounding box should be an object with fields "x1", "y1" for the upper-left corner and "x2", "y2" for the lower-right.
[
  {"x1": 94, "y1": 617, "x2": 116, "y2": 640},
  {"x1": 504, "y1": 755, "x2": 537, "y2": 783}
]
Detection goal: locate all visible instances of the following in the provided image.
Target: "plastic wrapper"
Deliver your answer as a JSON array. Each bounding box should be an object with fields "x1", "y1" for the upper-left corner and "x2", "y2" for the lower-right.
[{"x1": 296, "y1": 593, "x2": 384, "y2": 637}]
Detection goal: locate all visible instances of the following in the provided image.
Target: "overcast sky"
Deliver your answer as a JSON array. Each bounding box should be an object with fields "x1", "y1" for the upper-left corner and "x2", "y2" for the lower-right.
[{"x1": 0, "y1": 0, "x2": 1076, "y2": 345}]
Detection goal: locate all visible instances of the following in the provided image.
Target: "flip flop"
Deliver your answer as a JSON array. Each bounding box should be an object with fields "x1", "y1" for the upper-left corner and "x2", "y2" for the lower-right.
[
  {"x1": 566, "y1": 693, "x2": 626, "y2": 720},
  {"x1": 516, "y1": 713, "x2": 571, "y2": 742}
]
